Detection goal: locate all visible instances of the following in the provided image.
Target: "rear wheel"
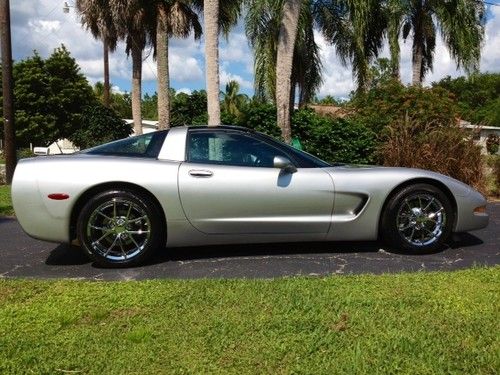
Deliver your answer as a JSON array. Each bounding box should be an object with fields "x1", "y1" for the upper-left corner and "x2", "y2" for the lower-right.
[
  {"x1": 381, "y1": 183, "x2": 454, "y2": 254},
  {"x1": 77, "y1": 190, "x2": 164, "y2": 267}
]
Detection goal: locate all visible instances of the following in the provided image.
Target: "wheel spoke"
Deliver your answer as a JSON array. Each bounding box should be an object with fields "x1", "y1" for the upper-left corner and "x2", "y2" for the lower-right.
[
  {"x1": 129, "y1": 234, "x2": 141, "y2": 249},
  {"x1": 104, "y1": 235, "x2": 120, "y2": 257},
  {"x1": 97, "y1": 211, "x2": 112, "y2": 221},
  {"x1": 125, "y1": 230, "x2": 150, "y2": 235},
  {"x1": 128, "y1": 215, "x2": 147, "y2": 224},
  {"x1": 126, "y1": 203, "x2": 132, "y2": 220},
  {"x1": 92, "y1": 230, "x2": 113, "y2": 244},
  {"x1": 423, "y1": 198, "x2": 435, "y2": 212},
  {"x1": 118, "y1": 237, "x2": 127, "y2": 259}
]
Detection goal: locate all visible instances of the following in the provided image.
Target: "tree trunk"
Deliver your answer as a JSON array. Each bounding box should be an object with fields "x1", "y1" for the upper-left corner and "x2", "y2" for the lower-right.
[
  {"x1": 131, "y1": 43, "x2": 143, "y2": 135},
  {"x1": 411, "y1": 40, "x2": 423, "y2": 86},
  {"x1": 156, "y1": 21, "x2": 170, "y2": 130},
  {"x1": 204, "y1": 0, "x2": 221, "y2": 126},
  {"x1": 411, "y1": 4, "x2": 424, "y2": 86},
  {"x1": 0, "y1": 0, "x2": 16, "y2": 184},
  {"x1": 103, "y1": 38, "x2": 110, "y2": 108},
  {"x1": 276, "y1": 0, "x2": 301, "y2": 144}
]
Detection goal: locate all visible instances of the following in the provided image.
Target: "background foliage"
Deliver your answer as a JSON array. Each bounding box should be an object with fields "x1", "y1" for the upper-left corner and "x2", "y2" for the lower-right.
[
  {"x1": 1, "y1": 46, "x2": 96, "y2": 147},
  {"x1": 433, "y1": 73, "x2": 500, "y2": 126},
  {"x1": 69, "y1": 104, "x2": 132, "y2": 149}
]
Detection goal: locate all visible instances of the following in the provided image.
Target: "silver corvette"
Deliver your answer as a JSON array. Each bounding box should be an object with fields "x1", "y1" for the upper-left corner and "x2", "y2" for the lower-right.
[{"x1": 12, "y1": 126, "x2": 489, "y2": 267}]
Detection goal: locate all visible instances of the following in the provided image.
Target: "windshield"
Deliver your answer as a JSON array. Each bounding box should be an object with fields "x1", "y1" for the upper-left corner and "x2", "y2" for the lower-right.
[{"x1": 83, "y1": 131, "x2": 168, "y2": 158}]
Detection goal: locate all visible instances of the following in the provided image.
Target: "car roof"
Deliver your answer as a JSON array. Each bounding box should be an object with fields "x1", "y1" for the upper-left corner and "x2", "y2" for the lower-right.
[{"x1": 182, "y1": 125, "x2": 256, "y2": 133}]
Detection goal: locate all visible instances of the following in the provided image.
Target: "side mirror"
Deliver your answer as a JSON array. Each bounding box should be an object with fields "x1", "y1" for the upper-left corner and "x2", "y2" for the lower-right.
[{"x1": 273, "y1": 156, "x2": 297, "y2": 174}]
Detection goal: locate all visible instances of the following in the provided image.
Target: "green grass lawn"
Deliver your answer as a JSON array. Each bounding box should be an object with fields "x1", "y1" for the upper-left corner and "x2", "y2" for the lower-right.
[
  {"x1": 0, "y1": 185, "x2": 13, "y2": 216},
  {"x1": 0, "y1": 267, "x2": 498, "y2": 374}
]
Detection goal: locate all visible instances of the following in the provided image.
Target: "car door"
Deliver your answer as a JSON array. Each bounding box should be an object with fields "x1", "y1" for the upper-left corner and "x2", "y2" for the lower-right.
[{"x1": 178, "y1": 129, "x2": 334, "y2": 234}]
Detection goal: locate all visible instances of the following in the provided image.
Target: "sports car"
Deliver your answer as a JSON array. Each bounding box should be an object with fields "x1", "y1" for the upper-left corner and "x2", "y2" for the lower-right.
[{"x1": 12, "y1": 126, "x2": 489, "y2": 267}]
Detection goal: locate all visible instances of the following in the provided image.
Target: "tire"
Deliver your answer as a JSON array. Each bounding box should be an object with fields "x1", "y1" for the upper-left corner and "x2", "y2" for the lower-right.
[
  {"x1": 380, "y1": 183, "x2": 454, "y2": 254},
  {"x1": 77, "y1": 189, "x2": 165, "y2": 267}
]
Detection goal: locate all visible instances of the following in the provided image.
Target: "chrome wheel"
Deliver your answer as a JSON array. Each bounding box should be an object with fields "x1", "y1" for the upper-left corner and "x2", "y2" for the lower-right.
[
  {"x1": 86, "y1": 198, "x2": 151, "y2": 261},
  {"x1": 396, "y1": 193, "x2": 446, "y2": 247}
]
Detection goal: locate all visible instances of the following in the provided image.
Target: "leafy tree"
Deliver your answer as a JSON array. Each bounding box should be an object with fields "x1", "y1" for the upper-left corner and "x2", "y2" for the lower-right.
[
  {"x1": 70, "y1": 103, "x2": 132, "y2": 149},
  {"x1": 142, "y1": 93, "x2": 158, "y2": 120},
  {"x1": 433, "y1": 73, "x2": 500, "y2": 126},
  {"x1": 1, "y1": 46, "x2": 96, "y2": 147},
  {"x1": 221, "y1": 80, "x2": 249, "y2": 117},
  {"x1": 171, "y1": 90, "x2": 208, "y2": 126}
]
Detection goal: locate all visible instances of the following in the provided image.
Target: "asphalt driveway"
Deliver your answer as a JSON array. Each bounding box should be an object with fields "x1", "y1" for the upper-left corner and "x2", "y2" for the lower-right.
[{"x1": 0, "y1": 203, "x2": 498, "y2": 280}]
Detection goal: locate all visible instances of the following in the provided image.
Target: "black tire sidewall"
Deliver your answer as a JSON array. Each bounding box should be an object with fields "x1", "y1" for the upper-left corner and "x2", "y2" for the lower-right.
[
  {"x1": 77, "y1": 189, "x2": 164, "y2": 267},
  {"x1": 381, "y1": 183, "x2": 454, "y2": 254}
]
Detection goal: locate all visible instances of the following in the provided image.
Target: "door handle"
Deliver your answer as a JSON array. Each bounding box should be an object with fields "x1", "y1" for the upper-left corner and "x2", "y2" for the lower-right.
[{"x1": 189, "y1": 169, "x2": 213, "y2": 177}]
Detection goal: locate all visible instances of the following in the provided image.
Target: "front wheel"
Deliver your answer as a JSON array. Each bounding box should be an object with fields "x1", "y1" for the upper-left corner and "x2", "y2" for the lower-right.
[
  {"x1": 381, "y1": 183, "x2": 454, "y2": 254},
  {"x1": 77, "y1": 190, "x2": 164, "y2": 267}
]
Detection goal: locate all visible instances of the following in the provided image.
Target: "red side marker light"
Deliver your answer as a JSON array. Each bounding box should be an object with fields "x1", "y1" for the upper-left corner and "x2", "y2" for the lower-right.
[{"x1": 48, "y1": 193, "x2": 70, "y2": 200}]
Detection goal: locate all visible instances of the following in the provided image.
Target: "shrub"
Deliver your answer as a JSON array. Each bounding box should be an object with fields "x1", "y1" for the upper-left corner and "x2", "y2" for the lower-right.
[
  {"x1": 379, "y1": 115, "x2": 485, "y2": 192},
  {"x1": 486, "y1": 134, "x2": 499, "y2": 155},
  {"x1": 292, "y1": 109, "x2": 376, "y2": 164},
  {"x1": 352, "y1": 81, "x2": 458, "y2": 134}
]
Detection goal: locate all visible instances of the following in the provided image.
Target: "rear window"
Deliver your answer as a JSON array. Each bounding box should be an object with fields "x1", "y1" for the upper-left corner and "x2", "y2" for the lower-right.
[{"x1": 83, "y1": 131, "x2": 168, "y2": 158}]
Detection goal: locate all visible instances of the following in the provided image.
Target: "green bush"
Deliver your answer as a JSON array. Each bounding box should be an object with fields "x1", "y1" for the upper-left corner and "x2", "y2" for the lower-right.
[
  {"x1": 69, "y1": 104, "x2": 132, "y2": 149},
  {"x1": 292, "y1": 109, "x2": 376, "y2": 164},
  {"x1": 352, "y1": 81, "x2": 458, "y2": 134},
  {"x1": 235, "y1": 105, "x2": 376, "y2": 164}
]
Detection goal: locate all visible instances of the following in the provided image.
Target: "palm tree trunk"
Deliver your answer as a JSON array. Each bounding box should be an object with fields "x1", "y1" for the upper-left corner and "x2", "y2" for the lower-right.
[
  {"x1": 103, "y1": 38, "x2": 110, "y2": 107},
  {"x1": 412, "y1": 4, "x2": 424, "y2": 86},
  {"x1": 388, "y1": 30, "x2": 400, "y2": 81},
  {"x1": 412, "y1": 40, "x2": 423, "y2": 86},
  {"x1": 131, "y1": 43, "x2": 143, "y2": 135},
  {"x1": 156, "y1": 21, "x2": 170, "y2": 130},
  {"x1": 276, "y1": 0, "x2": 301, "y2": 144},
  {"x1": 204, "y1": 0, "x2": 221, "y2": 126}
]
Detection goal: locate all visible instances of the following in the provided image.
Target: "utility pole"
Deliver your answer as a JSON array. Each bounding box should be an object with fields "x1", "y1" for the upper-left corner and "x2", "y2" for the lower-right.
[{"x1": 0, "y1": 0, "x2": 16, "y2": 184}]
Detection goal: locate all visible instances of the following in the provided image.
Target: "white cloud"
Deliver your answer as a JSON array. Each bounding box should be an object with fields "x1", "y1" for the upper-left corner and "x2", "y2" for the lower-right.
[
  {"x1": 481, "y1": 6, "x2": 500, "y2": 72},
  {"x1": 177, "y1": 87, "x2": 192, "y2": 95},
  {"x1": 220, "y1": 70, "x2": 253, "y2": 90}
]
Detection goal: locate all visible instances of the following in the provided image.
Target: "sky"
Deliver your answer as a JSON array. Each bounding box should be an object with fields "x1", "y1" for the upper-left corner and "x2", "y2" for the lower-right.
[{"x1": 9, "y1": 0, "x2": 500, "y2": 99}]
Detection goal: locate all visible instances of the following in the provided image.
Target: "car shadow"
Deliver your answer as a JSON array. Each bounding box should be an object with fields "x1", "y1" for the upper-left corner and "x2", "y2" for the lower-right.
[
  {"x1": 45, "y1": 244, "x2": 92, "y2": 266},
  {"x1": 44, "y1": 232, "x2": 484, "y2": 268}
]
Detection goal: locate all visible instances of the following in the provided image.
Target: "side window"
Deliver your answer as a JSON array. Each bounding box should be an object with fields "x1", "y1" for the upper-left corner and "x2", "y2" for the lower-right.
[{"x1": 188, "y1": 131, "x2": 292, "y2": 168}]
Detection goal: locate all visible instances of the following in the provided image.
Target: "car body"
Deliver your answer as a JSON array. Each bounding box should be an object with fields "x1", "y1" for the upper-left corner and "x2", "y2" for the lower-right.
[{"x1": 12, "y1": 126, "x2": 489, "y2": 267}]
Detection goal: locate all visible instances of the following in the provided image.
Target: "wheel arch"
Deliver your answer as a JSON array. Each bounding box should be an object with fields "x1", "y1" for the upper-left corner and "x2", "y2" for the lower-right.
[
  {"x1": 69, "y1": 181, "x2": 167, "y2": 242},
  {"x1": 377, "y1": 177, "x2": 458, "y2": 239}
]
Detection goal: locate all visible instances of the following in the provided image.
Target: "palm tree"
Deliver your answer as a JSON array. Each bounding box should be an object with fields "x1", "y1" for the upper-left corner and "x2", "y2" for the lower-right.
[
  {"x1": 221, "y1": 80, "x2": 249, "y2": 117},
  {"x1": 314, "y1": 0, "x2": 386, "y2": 94},
  {"x1": 191, "y1": 0, "x2": 242, "y2": 126},
  {"x1": 76, "y1": 0, "x2": 119, "y2": 107},
  {"x1": 109, "y1": 0, "x2": 151, "y2": 135},
  {"x1": 245, "y1": 1, "x2": 323, "y2": 120},
  {"x1": 203, "y1": 0, "x2": 221, "y2": 126},
  {"x1": 276, "y1": 0, "x2": 302, "y2": 144},
  {"x1": 398, "y1": 0, "x2": 486, "y2": 86},
  {"x1": 153, "y1": 1, "x2": 202, "y2": 129},
  {"x1": 385, "y1": 0, "x2": 405, "y2": 80}
]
